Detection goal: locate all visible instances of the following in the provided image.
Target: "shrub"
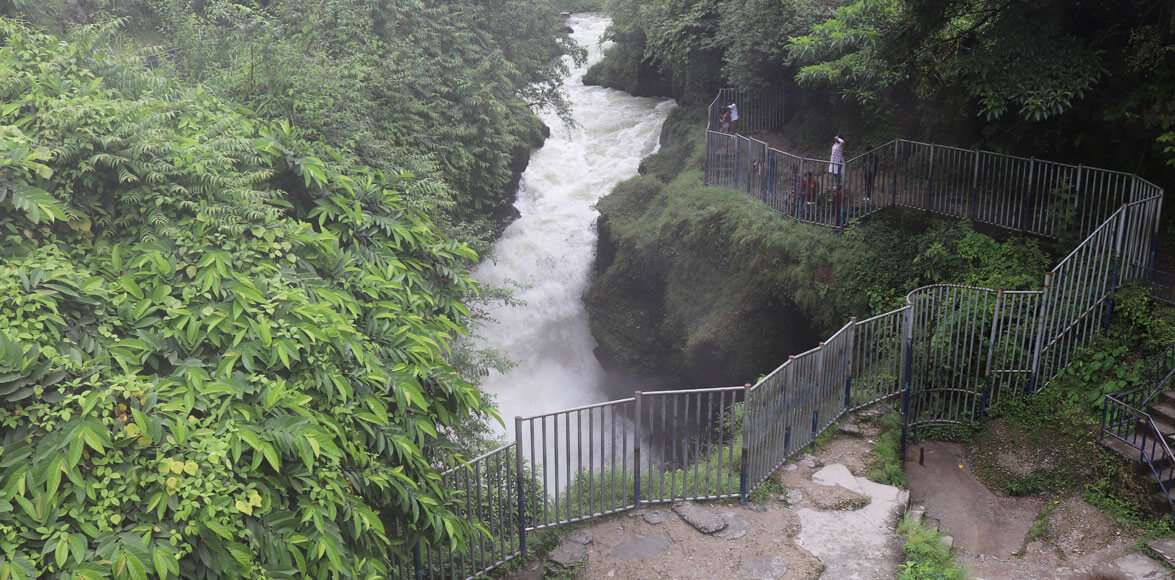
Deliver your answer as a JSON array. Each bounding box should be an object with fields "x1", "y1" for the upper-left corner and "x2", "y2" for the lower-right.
[{"x1": 0, "y1": 20, "x2": 489, "y2": 577}]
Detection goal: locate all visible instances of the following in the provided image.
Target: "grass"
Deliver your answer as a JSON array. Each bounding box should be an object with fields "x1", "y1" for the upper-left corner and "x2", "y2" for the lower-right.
[
  {"x1": 866, "y1": 410, "x2": 907, "y2": 487},
  {"x1": 896, "y1": 515, "x2": 966, "y2": 580},
  {"x1": 749, "y1": 476, "x2": 784, "y2": 504}
]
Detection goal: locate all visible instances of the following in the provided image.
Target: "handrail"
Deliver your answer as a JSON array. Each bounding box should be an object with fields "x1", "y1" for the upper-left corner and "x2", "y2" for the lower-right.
[{"x1": 1140, "y1": 414, "x2": 1175, "y2": 511}]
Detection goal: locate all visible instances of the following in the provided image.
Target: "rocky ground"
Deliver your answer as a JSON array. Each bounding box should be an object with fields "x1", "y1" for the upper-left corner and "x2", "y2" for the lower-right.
[
  {"x1": 507, "y1": 409, "x2": 907, "y2": 579},
  {"x1": 907, "y1": 441, "x2": 1173, "y2": 579},
  {"x1": 506, "y1": 408, "x2": 1175, "y2": 579}
]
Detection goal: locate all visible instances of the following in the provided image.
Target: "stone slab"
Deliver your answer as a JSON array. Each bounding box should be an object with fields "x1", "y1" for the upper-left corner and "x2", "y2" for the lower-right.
[
  {"x1": 1148, "y1": 538, "x2": 1175, "y2": 567},
  {"x1": 672, "y1": 501, "x2": 728, "y2": 534}
]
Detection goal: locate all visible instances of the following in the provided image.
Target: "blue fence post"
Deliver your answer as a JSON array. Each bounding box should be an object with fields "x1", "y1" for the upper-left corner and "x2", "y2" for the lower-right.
[
  {"x1": 844, "y1": 318, "x2": 857, "y2": 410},
  {"x1": 633, "y1": 391, "x2": 642, "y2": 507},
  {"x1": 1103, "y1": 209, "x2": 1127, "y2": 329},
  {"x1": 514, "y1": 417, "x2": 526, "y2": 562},
  {"x1": 413, "y1": 541, "x2": 423, "y2": 580},
  {"x1": 738, "y1": 384, "x2": 750, "y2": 504},
  {"x1": 899, "y1": 307, "x2": 914, "y2": 458},
  {"x1": 734, "y1": 139, "x2": 742, "y2": 191}
]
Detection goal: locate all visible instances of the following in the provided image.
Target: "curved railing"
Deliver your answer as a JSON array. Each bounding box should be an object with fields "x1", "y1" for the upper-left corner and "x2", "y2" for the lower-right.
[
  {"x1": 397, "y1": 90, "x2": 1166, "y2": 579},
  {"x1": 704, "y1": 90, "x2": 1163, "y2": 242}
]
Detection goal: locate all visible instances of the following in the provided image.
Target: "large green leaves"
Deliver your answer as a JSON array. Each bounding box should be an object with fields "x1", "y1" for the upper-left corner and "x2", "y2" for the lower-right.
[{"x1": 0, "y1": 19, "x2": 487, "y2": 578}]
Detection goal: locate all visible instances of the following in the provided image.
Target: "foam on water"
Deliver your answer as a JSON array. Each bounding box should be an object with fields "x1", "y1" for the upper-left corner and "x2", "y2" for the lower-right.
[{"x1": 472, "y1": 14, "x2": 674, "y2": 431}]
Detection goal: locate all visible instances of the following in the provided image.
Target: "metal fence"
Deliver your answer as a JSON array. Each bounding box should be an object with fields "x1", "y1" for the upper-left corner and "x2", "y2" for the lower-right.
[
  {"x1": 706, "y1": 87, "x2": 785, "y2": 134},
  {"x1": 398, "y1": 91, "x2": 1165, "y2": 578},
  {"x1": 704, "y1": 91, "x2": 1163, "y2": 242}
]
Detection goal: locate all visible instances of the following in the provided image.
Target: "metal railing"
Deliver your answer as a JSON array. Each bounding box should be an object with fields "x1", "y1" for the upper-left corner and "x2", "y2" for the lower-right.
[
  {"x1": 1102, "y1": 358, "x2": 1175, "y2": 517},
  {"x1": 704, "y1": 91, "x2": 1162, "y2": 242},
  {"x1": 398, "y1": 91, "x2": 1166, "y2": 578}
]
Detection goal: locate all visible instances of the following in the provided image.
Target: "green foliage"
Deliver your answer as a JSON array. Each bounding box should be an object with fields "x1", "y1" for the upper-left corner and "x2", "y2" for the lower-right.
[
  {"x1": 787, "y1": 0, "x2": 906, "y2": 107},
  {"x1": 791, "y1": 0, "x2": 1106, "y2": 122},
  {"x1": 896, "y1": 515, "x2": 965, "y2": 580},
  {"x1": 13, "y1": 0, "x2": 581, "y2": 240},
  {"x1": 0, "y1": 125, "x2": 70, "y2": 225},
  {"x1": 840, "y1": 214, "x2": 1051, "y2": 314},
  {"x1": 866, "y1": 411, "x2": 906, "y2": 487},
  {"x1": 0, "y1": 20, "x2": 493, "y2": 577}
]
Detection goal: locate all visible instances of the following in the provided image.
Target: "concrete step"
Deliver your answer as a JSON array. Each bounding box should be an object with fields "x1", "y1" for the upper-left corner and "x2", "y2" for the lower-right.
[
  {"x1": 1147, "y1": 401, "x2": 1175, "y2": 426},
  {"x1": 923, "y1": 517, "x2": 940, "y2": 532},
  {"x1": 1145, "y1": 414, "x2": 1175, "y2": 438},
  {"x1": 1156, "y1": 390, "x2": 1175, "y2": 409},
  {"x1": 1102, "y1": 436, "x2": 1140, "y2": 462}
]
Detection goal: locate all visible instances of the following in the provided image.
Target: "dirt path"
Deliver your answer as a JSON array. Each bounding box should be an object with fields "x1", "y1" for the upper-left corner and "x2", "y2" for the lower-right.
[{"x1": 907, "y1": 441, "x2": 1170, "y2": 579}]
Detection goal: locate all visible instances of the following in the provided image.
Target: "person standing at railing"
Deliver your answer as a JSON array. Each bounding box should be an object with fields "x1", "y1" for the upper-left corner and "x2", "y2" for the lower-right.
[
  {"x1": 728, "y1": 103, "x2": 739, "y2": 133},
  {"x1": 719, "y1": 108, "x2": 732, "y2": 133},
  {"x1": 829, "y1": 137, "x2": 845, "y2": 226}
]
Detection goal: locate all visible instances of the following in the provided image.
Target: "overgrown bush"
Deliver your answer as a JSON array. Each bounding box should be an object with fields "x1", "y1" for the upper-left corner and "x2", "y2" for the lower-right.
[{"x1": 0, "y1": 21, "x2": 492, "y2": 577}]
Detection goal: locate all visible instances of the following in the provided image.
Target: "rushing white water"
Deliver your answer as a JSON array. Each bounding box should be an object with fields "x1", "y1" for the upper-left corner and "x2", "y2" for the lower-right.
[{"x1": 472, "y1": 15, "x2": 674, "y2": 430}]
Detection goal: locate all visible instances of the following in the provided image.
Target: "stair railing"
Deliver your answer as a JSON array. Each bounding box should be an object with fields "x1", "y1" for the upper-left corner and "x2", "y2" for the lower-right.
[{"x1": 1139, "y1": 414, "x2": 1175, "y2": 514}]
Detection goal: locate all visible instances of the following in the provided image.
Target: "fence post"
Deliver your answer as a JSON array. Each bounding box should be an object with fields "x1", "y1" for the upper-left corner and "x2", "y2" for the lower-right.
[
  {"x1": 1103, "y1": 208, "x2": 1128, "y2": 329},
  {"x1": 1021, "y1": 158, "x2": 1037, "y2": 232},
  {"x1": 925, "y1": 145, "x2": 935, "y2": 212},
  {"x1": 514, "y1": 417, "x2": 527, "y2": 561},
  {"x1": 899, "y1": 306, "x2": 914, "y2": 457},
  {"x1": 413, "y1": 541, "x2": 424, "y2": 580},
  {"x1": 738, "y1": 384, "x2": 751, "y2": 504},
  {"x1": 633, "y1": 391, "x2": 642, "y2": 507},
  {"x1": 734, "y1": 139, "x2": 741, "y2": 192},
  {"x1": 969, "y1": 149, "x2": 980, "y2": 221},
  {"x1": 892, "y1": 141, "x2": 900, "y2": 208},
  {"x1": 703, "y1": 131, "x2": 710, "y2": 186},
  {"x1": 1028, "y1": 272, "x2": 1054, "y2": 393},
  {"x1": 844, "y1": 318, "x2": 857, "y2": 410},
  {"x1": 981, "y1": 291, "x2": 1004, "y2": 418}
]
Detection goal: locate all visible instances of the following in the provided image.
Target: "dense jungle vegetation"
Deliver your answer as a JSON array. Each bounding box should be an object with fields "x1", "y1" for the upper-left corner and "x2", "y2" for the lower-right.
[
  {"x1": 585, "y1": 0, "x2": 1174, "y2": 383},
  {"x1": 0, "y1": 0, "x2": 582, "y2": 576},
  {"x1": 589, "y1": 0, "x2": 1175, "y2": 187}
]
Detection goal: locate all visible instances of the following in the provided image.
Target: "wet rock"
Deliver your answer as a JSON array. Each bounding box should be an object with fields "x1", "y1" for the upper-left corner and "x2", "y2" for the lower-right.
[
  {"x1": 607, "y1": 534, "x2": 672, "y2": 561},
  {"x1": 716, "y1": 511, "x2": 749, "y2": 540},
  {"x1": 642, "y1": 510, "x2": 668, "y2": 525},
  {"x1": 565, "y1": 530, "x2": 593, "y2": 545},
  {"x1": 1098, "y1": 553, "x2": 1171, "y2": 579},
  {"x1": 1148, "y1": 538, "x2": 1175, "y2": 567},
  {"x1": 672, "y1": 501, "x2": 728, "y2": 534},
  {"x1": 547, "y1": 538, "x2": 588, "y2": 569},
  {"x1": 839, "y1": 422, "x2": 864, "y2": 437}
]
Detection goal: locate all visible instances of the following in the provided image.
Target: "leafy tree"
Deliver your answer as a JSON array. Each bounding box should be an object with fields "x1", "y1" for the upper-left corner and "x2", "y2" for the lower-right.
[{"x1": 0, "y1": 19, "x2": 492, "y2": 577}]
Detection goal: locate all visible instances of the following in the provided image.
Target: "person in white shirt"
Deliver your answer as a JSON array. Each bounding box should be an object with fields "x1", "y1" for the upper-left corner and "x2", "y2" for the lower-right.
[
  {"x1": 828, "y1": 136, "x2": 845, "y2": 175},
  {"x1": 727, "y1": 103, "x2": 739, "y2": 132}
]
